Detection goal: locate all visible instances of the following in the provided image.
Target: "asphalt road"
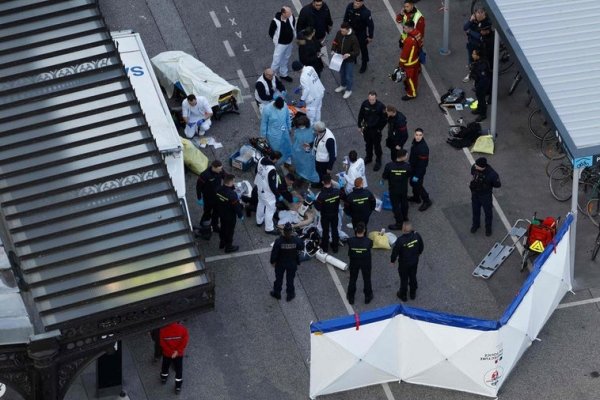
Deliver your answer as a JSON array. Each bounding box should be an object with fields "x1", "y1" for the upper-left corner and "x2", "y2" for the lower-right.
[{"x1": 76, "y1": 1, "x2": 600, "y2": 399}]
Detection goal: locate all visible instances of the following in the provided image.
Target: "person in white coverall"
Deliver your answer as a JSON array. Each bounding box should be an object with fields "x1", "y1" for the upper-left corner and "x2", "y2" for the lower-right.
[
  {"x1": 291, "y1": 61, "x2": 325, "y2": 125},
  {"x1": 255, "y1": 151, "x2": 283, "y2": 235},
  {"x1": 181, "y1": 94, "x2": 212, "y2": 139}
]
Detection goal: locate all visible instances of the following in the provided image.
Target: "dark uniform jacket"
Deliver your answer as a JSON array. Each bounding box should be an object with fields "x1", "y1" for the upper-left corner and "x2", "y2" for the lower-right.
[
  {"x1": 357, "y1": 100, "x2": 387, "y2": 131},
  {"x1": 470, "y1": 58, "x2": 491, "y2": 92},
  {"x1": 344, "y1": 187, "x2": 376, "y2": 222},
  {"x1": 382, "y1": 160, "x2": 412, "y2": 194},
  {"x1": 216, "y1": 185, "x2": 244, "y2": 220},
  {"x1": 331, "y1": 30, "x2": 360, "y2": 63},
  {"x1": 315, "y1": 186, "x2": 341, "y2": 216},
  {"x1": 297, "y1": 2, "x2": 333, "y2": 41},
  {"x1": 298, "y1": 36, "x2": 323, "y2": 72},
  {"x1": 343, "y1": 2, "x2": 374, "y2": 40},
  {"x1": 391, "y1": 230, "x2": 424, "y2": 266},
  {"x1": 270, "y1": 236, "x2": 304, "y2": 268},
  {"x1": 469, "y1": 164, "x2": 501, "y2": 196},
  {"x1": 386, "y1": 112, "x2": 408, "y2": 149},
  {"x1": 347, "y1": 236, "x2": 373, "y2": 267},
  {"x1": 196, "y1": 168, "x2": 225, "y2": 204},
  {"x1": 409, "y1": 138, "x2": 429, "y2": 179}
]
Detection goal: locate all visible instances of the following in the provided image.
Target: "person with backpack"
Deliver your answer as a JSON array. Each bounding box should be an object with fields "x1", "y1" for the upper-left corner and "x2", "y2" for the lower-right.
[{"x1": 398, "y1": 20, "x2": 422, "y2": 100}]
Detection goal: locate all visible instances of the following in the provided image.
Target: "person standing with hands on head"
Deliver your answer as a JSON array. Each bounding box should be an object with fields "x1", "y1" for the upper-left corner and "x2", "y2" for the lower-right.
[
  {"x1": 216, "y1": 174, "x2": 244, "y2": 253},
  {"x1": 255, "y1": 68, "x2": 286, "y2": 113},
  {"x1": 270, "y1": 222, "x2": 304, "y2": 302},
  {"x1": 159, "y1": 321, "x2": 189, "y2": 395},
  {"x1": 382, "y1": 148, "x2": 412, "y2": 231},
  {"x1": 313, "y1": 121, "x2": 337, "y2": 185},
  {"x1": 291, "y1": 60, "x2": 325, "y2": 125},
  {"x1": 196, "y1": 160, "x2": 225, "y2": 237},
  {"x1": 396, "y1": 0, "x2": 425, "y2": 49},
  {"x1": 331, "y1": 22, "x2": 361, "y2": 99},
  {"x1": 343, "y1": 0, "x2": 374, "y2": 74},
  {"x1": 470, "y1": 157, "x2": 501, "y2": 236},
  {"x1": 344, "y1": 177, "x2": 376, "y2": 231},
  {"x1": 346, "y1": 222, "x2": 373, "y2": 305},
  {"x1": 385, "y1": 105, "x2": 408, "y2": 161},
  {"x1": 255, "y1": 151, "x2": 283, "y2": 235},
  {"x1": 357, "y1": 91, "x2": 388, "y2": 171},
  {"x1": 315, "y1": 174, "x2": 341, "y2": 253},
  {"x1": 269, "y1": 6, "x2": 296, "y2": 83},
  {"x1": 408, "y1": 128, "x2": 432, "y2": 211},
  {"x1": 391, "y1": 221, "x2": 424, "y2": 302},
  {"x1": 398, "y1": 20, "x2": 422, "y2": 101},
  {"x1": 181, "y1": 94, "x2": 213, "y2": 142}
]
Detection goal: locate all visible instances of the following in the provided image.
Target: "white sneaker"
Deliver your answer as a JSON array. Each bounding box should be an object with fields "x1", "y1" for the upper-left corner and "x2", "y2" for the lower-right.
[
  {"x1": 198, "y1": 129, "x2": 206, "y2": 136},
  {"x1": 191, "y1": 137, "x2": 202, "y2": 148},
  {"x1": 462, "y1": 73, "x2": 470, "y2": 83},
  {"x1": 346, "y1": 223, "x2": 353, "y2": 229},
  {"x1": 334, "y1": 86, "x2": 346, "y2": 93},
  {"x1": 343, "y1": 90, "x2": 352, "y2": 99}
]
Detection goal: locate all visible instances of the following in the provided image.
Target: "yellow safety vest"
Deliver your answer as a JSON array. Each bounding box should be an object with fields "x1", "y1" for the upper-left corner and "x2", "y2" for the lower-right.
[{"x1": 400, "y1": 10, "x2": 423, "y2": 41}]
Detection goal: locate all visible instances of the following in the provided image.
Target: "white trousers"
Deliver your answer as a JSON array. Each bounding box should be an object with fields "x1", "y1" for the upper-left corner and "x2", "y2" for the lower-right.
[
  {"x1": 305, "y1": 96, "x2": 323, "y2": 126},
  {"x1": 184, "y1": 119, "x2": 212, "y2": 138},
  {"x1": 271, "y1": 43, "x2": 293, "y2": 77},
  {"x1": 256, "y1": 190, "x2": 276, "y2": 232}
]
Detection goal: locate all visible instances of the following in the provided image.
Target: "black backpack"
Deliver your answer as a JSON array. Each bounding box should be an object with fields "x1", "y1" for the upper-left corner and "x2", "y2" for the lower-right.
[{"x1": 439, "y1": 88, "x2": 465, "y2": 113}]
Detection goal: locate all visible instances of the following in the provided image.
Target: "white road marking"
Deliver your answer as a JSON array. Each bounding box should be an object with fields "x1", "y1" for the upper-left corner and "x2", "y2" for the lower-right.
[
  {"x1": 237, "y1": 69, "x2": 249, "y2": 88},
  {"x1": 223, "y1": 40, "x2": 235, "y2": 57},
  {"x1": 209, "y1": 11, "x2": 221, "y2": 28},
  {"x1": 204, "y1": 246, "x2": 271, "y2": 263},
  {"x1": 251, "y1": 101, "x2": 260, "y2": 118},
  {"x1": 225, "y1": 6, "x2": 229, "y2": 14},
  {"x1": 382, "y1": 0, "x2": 523, "y2": 259},
  {"x1": 556, "y1": 296, "x2": 600, "y2": 309},
  {"x1": 326, "y1": 264, "x2": 354, "y2": 315}
]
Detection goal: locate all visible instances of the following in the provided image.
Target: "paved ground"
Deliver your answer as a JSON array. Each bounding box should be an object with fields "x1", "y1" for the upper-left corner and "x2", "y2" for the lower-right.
[{"x1": 62, "y1": 0, "x2": 600, "y2": 399}]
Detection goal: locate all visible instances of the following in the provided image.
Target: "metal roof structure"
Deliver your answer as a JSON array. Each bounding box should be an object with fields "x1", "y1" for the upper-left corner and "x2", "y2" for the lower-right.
[
  {"x1": 0, "y1": 0, "x2": 213, "y2": 338},
  {"x1": 486, "y1": 0, "x2": 600, "y2": 161}
]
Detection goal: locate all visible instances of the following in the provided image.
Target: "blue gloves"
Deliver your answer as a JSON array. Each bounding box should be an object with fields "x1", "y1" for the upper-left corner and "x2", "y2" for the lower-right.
[
  {"x1": 292, "y1": 197, "x2": 300, "y2": 203},
  {"x1": 411, "y1": 176, "x2": 419, "y2": 183},
  {"x1": 294, "y1": 86, "x2": 302, "y2": 95},
  {"x1": 306, "y1": 193, "x2": 316, "y2": 202},
  {"x1": 296, "y1": 100, "x2": 306, "y2": 108},
  {"x1": 338, "y1": 177, "x2": 345, "y2": 188},
  {"x1": 379, "y1": 179, "x2": 385, "y2": 186},
  {"x1": 278, "y1": 195, "x2": 285, "y2": 202},
  {"x1": 197, "y1": 199, "x2": 204, "y2": 206}
]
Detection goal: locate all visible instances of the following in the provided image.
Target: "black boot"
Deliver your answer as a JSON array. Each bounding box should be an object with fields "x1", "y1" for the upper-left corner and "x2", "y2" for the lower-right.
[{"x1": 359, "y1": 63, "x2": 367, "y2": 73}]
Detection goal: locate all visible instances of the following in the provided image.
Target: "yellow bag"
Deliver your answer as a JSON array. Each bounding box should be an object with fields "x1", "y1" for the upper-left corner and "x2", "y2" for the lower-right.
[
  {"x1": 181, "y1": 138, "x2": 209, "y2": 175},
  {"x1": 471, "y1": 134, "x2": 495, "y2": 154},
  {"x1": 368, "y1": 231, "x2": 391, "y2": 250}
]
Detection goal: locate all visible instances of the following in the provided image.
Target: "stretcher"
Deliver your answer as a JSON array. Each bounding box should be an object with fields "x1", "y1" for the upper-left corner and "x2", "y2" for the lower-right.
[{"x1": 472, "y1": 219, "x2": 529, "y2": 279}]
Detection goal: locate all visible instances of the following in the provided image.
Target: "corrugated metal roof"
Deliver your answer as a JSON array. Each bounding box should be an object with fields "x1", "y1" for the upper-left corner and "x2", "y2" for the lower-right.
[
  {"x1": 486, "y1": 0, "x2": 600, "y2": 159},
  {"x1": 0, "y1": 0, "x2": 213, "y2": 334}
]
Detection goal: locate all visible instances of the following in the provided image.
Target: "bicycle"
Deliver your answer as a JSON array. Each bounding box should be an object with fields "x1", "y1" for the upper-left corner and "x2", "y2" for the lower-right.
[
  {"x1": 528, "y1": 108, "x2": 551, "y2": 140},
  {"x1": 508, "y1": 71, "x2": 522, "y2": 96},
  {"x1": 592, "y1": 224, "x2": 600, "y2": 261},
  {"x1": 540, "y1": 130, "x2": 566, "y2": 160}
]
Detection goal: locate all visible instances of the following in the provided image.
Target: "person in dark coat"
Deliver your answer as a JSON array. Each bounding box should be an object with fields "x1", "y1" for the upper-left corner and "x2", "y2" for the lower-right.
[
  {"x1": 343, "y1": 0, "x2": 374, "y2": 73},
  {"x1": 357, "y1": 91, "x2": 388, "y2": 171},
  {"x1": 344, "y1": 177, "x2": 376, "y2": 231},
  {"x1": 215, "y1": 174, "x2": 244, "y2": 253},
  {"x1": 346, "y1": 222, "x2": 373, "y2": 305},
  {"x1": 297, "y1": 0, "x2": 333, "y2": 43},
  {"x1": 385, "y1": 105, "x2": 408, "y2": 161},
  {"x1": 470, "y1": 157, "x2": 501, "y2": 236},
  {"x1": 390, "y1": 221, "x2": 424, "y2": 301},
  {"x1": 382, "y1": 149, "x2": 412, "y2": 231},
  {"x1": 270, "y1": 222, "x2": 305, "y2": 302},
  {"x1": 314, "y1": 174, "x2": 341, "y2": 253},
  {"x1": 159, "y1": 322, "x2": 189, "y2": 394},
  {"x1": 469, "y1": 49, "x2": 491, "y2": 122},
  {"x1": 297, "y1": 27, "x2": 324, "y2": 77},
  {"x1": 196, "y1": 160, "x2": 225, "y2": 236},
  {"x1": 408, "y1": 128, "x2": 432, "y2": 211}
]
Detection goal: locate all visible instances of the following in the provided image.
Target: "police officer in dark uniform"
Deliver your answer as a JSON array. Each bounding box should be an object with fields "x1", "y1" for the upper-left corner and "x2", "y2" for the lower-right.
[
  {"x1": 270, "y1": 222, "x2": 305, "y2": 302},
  {"x1": 215, "y1": 173, "x2": 244, "y2": 253},
  {"x1": 382, "y1": 149, "x2": 412, "y2": 231},
  {"x1": 469, "y1": 48, "x2": 491, "y2": 122},
  {"x1": 346, "y1": 222, "x2": 373, "y2": 305},
  {"x1": 385, "y1": 105, "x2": 408, "y2": 161},
  {"x1": 470, "y1": 157, "x2": 501, "y2": 236},
  {"x1": 344, "y1": 177, "x2": 376, "y2": 231},
  {"x1": 390, "y1": 221, "x2": 424, "y2": 301},
  {"x1": 408, "y1": 128, "x2": 432, "y2": 211},
  {"x1": 357, "y1": 91, "x2": 387, "y2": 171},
  {"x1": 343, "y1": 0, "x2": 374, "y2": 73},
  {"x1": 315, "y1": 174, "x2": 341, "y2": 253},
  {"x1": 196, "y1": 160, "x2": 225, "y2": 238}
]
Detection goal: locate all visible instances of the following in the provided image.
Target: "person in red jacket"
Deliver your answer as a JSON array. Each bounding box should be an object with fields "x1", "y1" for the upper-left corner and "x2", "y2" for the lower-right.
[
  {"x1": 159, "y1": 322, "x2": 190, "y2": 394},
  {"x1": 398, "y1": 20, "x2": 422, "y2": 101}
]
